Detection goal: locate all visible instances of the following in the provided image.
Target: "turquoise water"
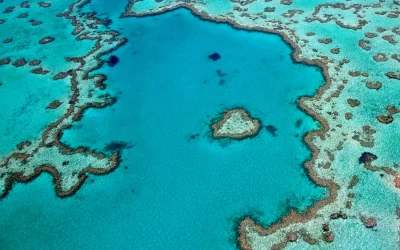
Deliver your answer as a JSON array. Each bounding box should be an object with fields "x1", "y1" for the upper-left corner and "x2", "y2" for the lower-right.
[
  {"x1": 0, "y1": 5, "x2": 326, "y2": 250},
  {"x1": 0, "y1": 66, "x2": 70, "y2": 155},
  {"x1": 0, "y1": 0, "x2": 90, "y2": 156}
]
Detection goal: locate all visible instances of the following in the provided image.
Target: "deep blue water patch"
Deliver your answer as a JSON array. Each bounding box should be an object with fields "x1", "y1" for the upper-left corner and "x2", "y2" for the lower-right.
[
  {"x1": 265, "y1": 125, "x2": 278, "y2": 137},
  {"x1": 107, "y1": 55, "x2": 120, "y2": 67},
  {"x1": 0, "y1": 7, "x2": 327, "y2": 250},
  {"x1": 209, "y1": 52, "x2": 221, "y2": 61},
  {"x1": 104, "y1": 141, "x2": 134, "y2": 152}
]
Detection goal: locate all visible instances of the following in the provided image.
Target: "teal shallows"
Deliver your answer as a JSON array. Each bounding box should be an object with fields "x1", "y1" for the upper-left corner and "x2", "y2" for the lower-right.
[
  {"x1": 0, "y1": 0, "x2": 95, "y2": 157},
  {"x1": 0, "y1": 66, "x2": 70, "y2": 156},
  {"x1": 0, "y1": 8, "x2": 326, "y2": 250}
]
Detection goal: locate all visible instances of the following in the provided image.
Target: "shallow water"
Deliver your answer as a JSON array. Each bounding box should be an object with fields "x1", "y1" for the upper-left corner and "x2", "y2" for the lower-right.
[
  {"x1": 64, "y1": 8, "x2": 325, "y2": 249},
  {"x1": 0, "y1": 3, "x2": 326, "y2": 250},
  {"x1": 0, "y1": 0, "x2": 89, "y2": 156}
]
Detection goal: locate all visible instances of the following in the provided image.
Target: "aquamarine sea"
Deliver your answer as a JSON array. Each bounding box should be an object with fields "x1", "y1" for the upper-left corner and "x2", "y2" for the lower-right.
[{"x1": 0, "y1": 2, "x2": 326, "y2": 249}]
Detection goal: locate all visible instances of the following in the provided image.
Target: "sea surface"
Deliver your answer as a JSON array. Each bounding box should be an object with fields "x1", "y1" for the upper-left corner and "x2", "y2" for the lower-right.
[{"x1": 0, "y1": 2, "x2": 327, "y2": 249}]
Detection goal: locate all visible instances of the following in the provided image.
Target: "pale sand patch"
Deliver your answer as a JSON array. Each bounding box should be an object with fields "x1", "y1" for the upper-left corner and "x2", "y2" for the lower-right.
[{"x1": 212, "y1": 109, "x2": 260, "y2": 139}]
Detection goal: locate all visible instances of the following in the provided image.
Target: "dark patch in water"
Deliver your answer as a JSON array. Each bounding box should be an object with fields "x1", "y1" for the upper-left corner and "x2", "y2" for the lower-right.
[
  {"x1": 265, "y1": 125, "x2": 278, "y2": 137},
  {"x1": 104, "y1": 18, "x2": 112, "y2": 27},
  {"x1": 107, "y1": 55, "x2": 119, "y2": 67},
  {"x1": 216, "y1": 69, "x2": 227, "y2": 77},
  {"x1": 358, "y1": 152, "x2": 377, "y2": 164},
  {"x1": 189, "y1": 133, "x2": 200, "y2": 140},
  {"x1": 295, "y1": 119, "x2": 302, "y2": 128},
  {"x1": 208, "y1": 52, "x2": 221, "y2": 61},
  {"x1": 104, "y1": 141, "x2": 134, "y2": 152},
  {"x1": 216, "y1": 69, "x2": 227, "y2": 85},
  {"x1": 396, "y1": 207, "x2": 400, "y2": 218}
]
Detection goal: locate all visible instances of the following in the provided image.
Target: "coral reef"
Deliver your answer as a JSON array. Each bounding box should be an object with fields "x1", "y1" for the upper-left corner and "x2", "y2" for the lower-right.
[
  {"x1": 0, "y1": 0, "x2": 126, "y2": 198},
  {"x1": 122, "y1": 0, "x2": 400, "y2": 249},
  {"x1": 211, "y1": 108, "x2": 261, "y2": 139}
]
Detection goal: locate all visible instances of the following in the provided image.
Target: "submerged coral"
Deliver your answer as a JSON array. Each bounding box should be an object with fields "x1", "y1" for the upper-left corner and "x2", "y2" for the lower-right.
[
  {"x1": 211, "y1": 108, "x2": 261, "y2": 139},
  {"x1": 123, "y1": 0, "x2": 400, "y2": 249},
  {"x1": 0, "y1": 0, "x2": 126, "y2": 197}
]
